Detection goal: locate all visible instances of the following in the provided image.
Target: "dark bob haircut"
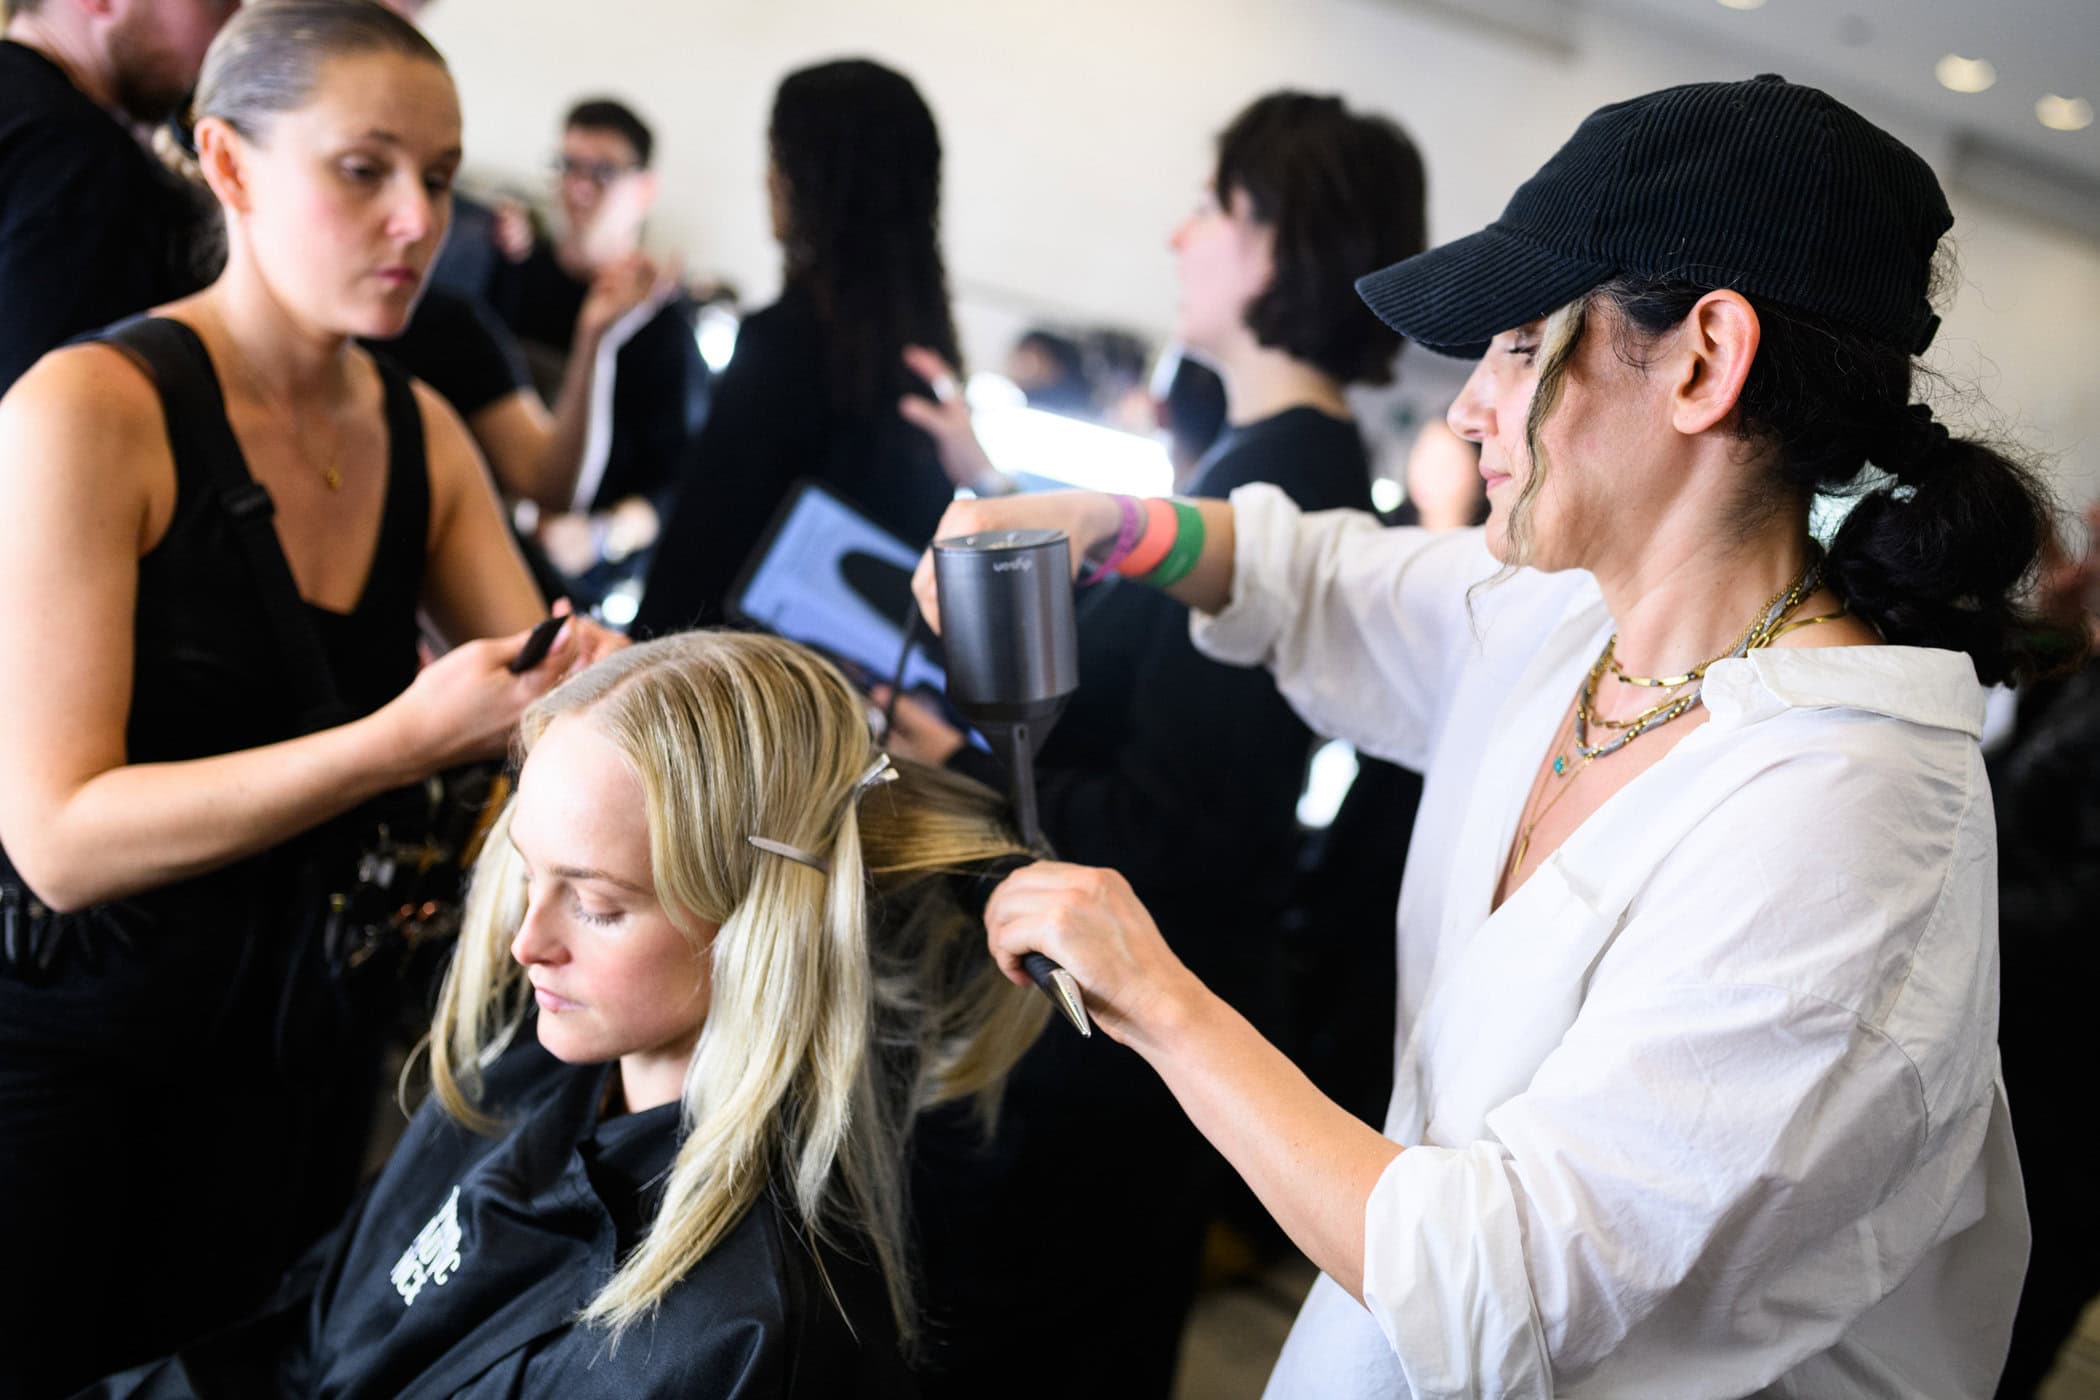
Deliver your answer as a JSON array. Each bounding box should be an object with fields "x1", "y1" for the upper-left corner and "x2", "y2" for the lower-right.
[
  {"x1": 564, "y1": 96, "x2": 654, "y2": 168},
  {"x1": 1214, "y1": 91, "x2": 1427, "y2": 387}
]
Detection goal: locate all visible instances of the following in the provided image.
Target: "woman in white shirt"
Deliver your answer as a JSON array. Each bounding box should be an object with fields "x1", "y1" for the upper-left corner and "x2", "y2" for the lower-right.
[{"x1": 911, "y1": 76, "x2": 2069, "y2": 1398}]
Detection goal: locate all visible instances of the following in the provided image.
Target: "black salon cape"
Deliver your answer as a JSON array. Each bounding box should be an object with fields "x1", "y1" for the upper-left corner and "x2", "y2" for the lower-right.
[{"x1": 81, "y1": 1038, "x2": 911, "y2": 1399}]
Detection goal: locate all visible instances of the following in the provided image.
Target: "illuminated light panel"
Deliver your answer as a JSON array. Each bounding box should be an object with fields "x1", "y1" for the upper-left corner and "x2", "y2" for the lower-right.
[
  {"x1": 970, "y1": 401, "x2": 1174, "y2": 497},
  {"x1": 2037, "y1": 95, "x2": 2094, "y2": 131},
  {"x1": 1935, "y1": 55, "x2": 1997, "y2": 94},
  {"x1": 1715, "y1": 0, "x2": 1765, "y2": 11}
]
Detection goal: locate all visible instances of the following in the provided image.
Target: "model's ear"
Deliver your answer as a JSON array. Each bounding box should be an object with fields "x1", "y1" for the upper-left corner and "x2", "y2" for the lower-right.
[
  {"x1": 1668, "y1": 289, "x2": 1761, "y2": 436},
  {"x1": 194, "y1": 116, "x2": 252, "y2": 218}
]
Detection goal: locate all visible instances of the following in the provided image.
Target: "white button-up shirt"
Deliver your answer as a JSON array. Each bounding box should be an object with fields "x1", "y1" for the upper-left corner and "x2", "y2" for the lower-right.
[{"x1": 1191, "y1": 485, "x2": 2027, "y2": 1400}]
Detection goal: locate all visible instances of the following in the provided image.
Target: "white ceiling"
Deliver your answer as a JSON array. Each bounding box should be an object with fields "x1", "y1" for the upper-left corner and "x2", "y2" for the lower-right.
[{"x1": 1581, "y1": 0, "x2": 2100, "y2": 182}]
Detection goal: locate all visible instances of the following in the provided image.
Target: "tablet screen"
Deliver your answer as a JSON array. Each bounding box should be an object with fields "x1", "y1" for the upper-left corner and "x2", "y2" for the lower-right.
[{"x1": 729, "y1": 480, "x2": 949, "y2": 696}]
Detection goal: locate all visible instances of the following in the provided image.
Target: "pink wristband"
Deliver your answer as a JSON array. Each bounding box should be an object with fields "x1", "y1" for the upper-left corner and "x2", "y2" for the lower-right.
[
  {"x1": 1115, "y1": 498, "x2": 1180, "y2": 578},
  {"x1": 1082, "y1": 495, "x2": 1145, "y2": 585}
]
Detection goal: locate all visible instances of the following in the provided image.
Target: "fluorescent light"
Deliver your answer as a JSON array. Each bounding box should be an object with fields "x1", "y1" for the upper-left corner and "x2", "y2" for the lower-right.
[
  {"x1": 970, "y1": 402, "x2": 1174, "y2": 497},
  {"x1": 2037, "y1": 95, "x2": 2094, "y2": 132},
  {"x1": 1715, "y1": 0, "x2": 1765, "y2": 11},
  {"x1": 1935, "y1": 55, "x2": 1997, "y2": 94}
]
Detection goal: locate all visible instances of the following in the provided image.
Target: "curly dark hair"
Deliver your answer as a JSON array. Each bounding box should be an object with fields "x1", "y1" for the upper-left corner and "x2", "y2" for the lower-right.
[
  {"x1": 770, "y1": 59, "x2": 960, "y2": 416},
  {"x1": 1596, "y1": 271, "x2": 2078, "y2": 687},
  {"x1": 1213, "y1": 92, "x2": 1427, "y2": 387}
]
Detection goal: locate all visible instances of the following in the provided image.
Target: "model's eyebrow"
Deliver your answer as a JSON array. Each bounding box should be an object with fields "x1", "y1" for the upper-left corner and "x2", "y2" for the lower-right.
[
  {"x1": 549, "y1": 863, "x2": 650, "y2": 895},
  {"x1": 506, "y1": 834, "x2": 650, "y2": 895}
]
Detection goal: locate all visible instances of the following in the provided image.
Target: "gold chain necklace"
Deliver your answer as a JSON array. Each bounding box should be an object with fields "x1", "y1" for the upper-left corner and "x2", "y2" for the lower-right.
[
  {"x1": 219, "y1": 328, "x2": 347, "y2": 492},
  {"x1": 1506, "y1": 556, "x2": 1834, "y2": 884}
]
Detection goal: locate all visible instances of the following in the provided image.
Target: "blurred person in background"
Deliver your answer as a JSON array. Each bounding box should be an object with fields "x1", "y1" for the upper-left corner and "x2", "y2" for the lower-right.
[
  {"x1": 1991, "y1": 500, "x2": 2100, "y2": 1399},
  {"x1": 632, "y1": 57, "x2": 959, "y2": 636},
  {"x1": 471, "y1": 96, "x2": 707, "y2": 606},
  {"x1": 0, "y1": 4, "x2": 622, "y2": 1391},
  {"x1": 888, "y1": 89, "x2": 1427, "y2": 1398},
  {"x1": 0, "y1": 0, "x2": 232, "y2": 395}
]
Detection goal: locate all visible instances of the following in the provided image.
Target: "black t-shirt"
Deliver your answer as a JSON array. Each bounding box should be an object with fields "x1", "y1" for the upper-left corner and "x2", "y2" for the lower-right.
[
  {"x1": 484, "y1": 240, "x2": 708, "y2": 511},
  {"x1": 0, "y1": 40, "x2": 209, "y2": 396},
  {"x1": 367, "y1": 287, "x2": 530, "y2": 421}
]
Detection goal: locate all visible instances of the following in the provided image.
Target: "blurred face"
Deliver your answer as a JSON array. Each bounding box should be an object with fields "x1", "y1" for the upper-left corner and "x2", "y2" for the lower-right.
[
  {"x1": 1168, "y1": 183, "x2": 1274, "y2": 358},
  {"x1": 1447, "y1": 312, "x2": 1671, "y2": 569},
  {"x1": 556, "y1": 124, "x2": 650, "y2": 248},
  {"x1": 207, "y1": 50, "x2": 459, "y2": 338},
  {"x1": 106, "y1": 0, "x2": 240, "y2": 124},
  {"x1": 508, "y1": 716, "x2": 713, "y2": 1089}
]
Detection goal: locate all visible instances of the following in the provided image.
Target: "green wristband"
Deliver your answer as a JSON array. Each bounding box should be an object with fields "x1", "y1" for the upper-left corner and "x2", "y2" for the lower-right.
[{"x1": 1142, "y1": 500, "x2": 1206, "y2": 588}]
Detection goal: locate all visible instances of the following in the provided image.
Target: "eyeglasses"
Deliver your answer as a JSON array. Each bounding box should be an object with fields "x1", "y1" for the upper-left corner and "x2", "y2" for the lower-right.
[{"x1": 552, "y1": 155, "x2": 641, "y2": 188}]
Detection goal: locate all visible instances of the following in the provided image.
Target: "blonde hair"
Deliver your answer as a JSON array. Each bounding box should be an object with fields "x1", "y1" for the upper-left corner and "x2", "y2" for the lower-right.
[{"x1": 426, "y1": 631, "x2": 1047, "y2": 1345}]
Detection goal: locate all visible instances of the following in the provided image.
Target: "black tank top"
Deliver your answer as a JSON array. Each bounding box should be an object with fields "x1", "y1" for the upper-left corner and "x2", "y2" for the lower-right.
[
  {"x1": 0, "y1": 317, "x2": 426, "y2": 931},
  {"x1": 127, "y1": 319, "x2": 427, "y2": 761}
]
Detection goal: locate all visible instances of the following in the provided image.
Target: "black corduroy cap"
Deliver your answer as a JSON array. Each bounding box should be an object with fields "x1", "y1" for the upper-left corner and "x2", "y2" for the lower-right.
[{"x1": 1358, "y1": 75, "x2": 1953, "y2": 359}]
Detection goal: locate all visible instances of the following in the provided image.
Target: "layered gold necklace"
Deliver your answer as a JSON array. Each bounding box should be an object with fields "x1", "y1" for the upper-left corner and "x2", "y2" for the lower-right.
[{"x1": 1505, "y1": 558, "x2": 1844, "y2": 877}]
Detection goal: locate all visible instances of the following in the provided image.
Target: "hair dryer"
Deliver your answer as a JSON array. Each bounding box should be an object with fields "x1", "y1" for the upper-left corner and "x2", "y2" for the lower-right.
[{"x1": 933, "y1": 527, "x2": 1090, "y2": 1036}]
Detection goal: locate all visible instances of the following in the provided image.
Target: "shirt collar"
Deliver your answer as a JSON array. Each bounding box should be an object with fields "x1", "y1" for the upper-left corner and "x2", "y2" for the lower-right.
[{"x1": 1700, "y1": 646, "x2": 1985, "y2": 737}]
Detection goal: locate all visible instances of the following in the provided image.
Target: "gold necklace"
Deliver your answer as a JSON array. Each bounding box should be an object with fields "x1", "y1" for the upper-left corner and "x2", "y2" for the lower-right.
[
  {"x1": 1512, "y1": 555, "x2": 1831, "y2": 882},
  {"x1": 219, "y1": 328, "x2": 346, "y2": 492}
]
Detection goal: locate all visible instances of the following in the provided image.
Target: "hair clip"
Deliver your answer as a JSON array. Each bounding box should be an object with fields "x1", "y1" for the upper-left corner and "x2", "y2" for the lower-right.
[
  {"x1": 856, "y1": 752, "x2": 900, "y2": 795},
  {"x1": 746, "y1": 835, "x2": 829, "y2": 875}
]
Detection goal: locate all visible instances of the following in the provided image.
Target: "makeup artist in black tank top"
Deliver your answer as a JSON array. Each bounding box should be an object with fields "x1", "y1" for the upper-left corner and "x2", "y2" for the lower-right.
[{"x1": 0, "y1": 7, "x2": 623, "y2": 1395}]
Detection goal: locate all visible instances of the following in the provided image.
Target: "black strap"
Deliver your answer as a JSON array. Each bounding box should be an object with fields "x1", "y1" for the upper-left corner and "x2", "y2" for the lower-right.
[{"x1": 97, "y1": 316, "x2": 354, "y2": 735}]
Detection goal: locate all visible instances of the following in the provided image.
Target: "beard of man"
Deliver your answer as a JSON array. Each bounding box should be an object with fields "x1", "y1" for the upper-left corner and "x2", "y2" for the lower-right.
[{"x1": 104, "y1": 6, "x2": 196, "y2": 124}]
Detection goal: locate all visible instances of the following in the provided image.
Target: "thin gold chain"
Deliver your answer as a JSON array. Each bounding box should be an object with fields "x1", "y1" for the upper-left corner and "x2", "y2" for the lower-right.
[{"x1": 215, "y1": 317, "x2": 347, "y2": 492}]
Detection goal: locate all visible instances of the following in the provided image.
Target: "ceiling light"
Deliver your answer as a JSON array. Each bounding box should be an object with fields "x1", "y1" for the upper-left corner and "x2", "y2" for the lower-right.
[
  {"x1": 1716, "y1": 0, "x2": 1765, "y2": 10},
  {"x1": 2036, "y1": 95, "x2": 2094, "y2": 132},
  {"x1": 1934, "y1": 55, "x2": 1997, "y2": 94}
]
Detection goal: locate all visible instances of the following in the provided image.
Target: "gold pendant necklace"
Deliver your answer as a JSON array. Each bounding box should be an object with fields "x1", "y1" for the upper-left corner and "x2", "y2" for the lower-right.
[{"x1": 219, "y1": 324, "x2": 346, "y2": 492}]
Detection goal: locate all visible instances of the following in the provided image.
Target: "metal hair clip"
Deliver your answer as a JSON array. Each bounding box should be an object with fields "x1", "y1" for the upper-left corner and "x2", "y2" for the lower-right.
[
  {"x1": 746, "y1": 757, "x2": 901, "y2": 875},
  {"x1": 746, "y1": 835, "x2": 828, "y2": 875}
]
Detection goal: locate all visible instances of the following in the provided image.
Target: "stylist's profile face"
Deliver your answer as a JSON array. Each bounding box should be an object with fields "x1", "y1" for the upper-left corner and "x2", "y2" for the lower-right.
[
  {"x1": 1449, "y1": 316, "x2": 1658, "y2": 571},
  {"x1": 507, "y1": 717, "x2": 713, "y2": 1078}
]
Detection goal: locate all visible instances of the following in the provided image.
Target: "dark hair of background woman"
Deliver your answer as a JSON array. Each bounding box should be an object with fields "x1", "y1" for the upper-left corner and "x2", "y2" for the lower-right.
[
  {"x1": 769, "y1": 58, "x2": 960, "y2": 416},
  {"x1": 1597, "y1": 271, "x2": 2080, "y2": 688},
  {"x1": 1213, "y1": 91, "x2": 1428, "y2": 387}
]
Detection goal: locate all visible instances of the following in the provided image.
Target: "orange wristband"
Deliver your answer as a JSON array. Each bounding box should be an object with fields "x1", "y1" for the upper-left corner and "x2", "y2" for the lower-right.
[{"x1": 1114, "y1": 497, "x2": 1179, "y2": 577}]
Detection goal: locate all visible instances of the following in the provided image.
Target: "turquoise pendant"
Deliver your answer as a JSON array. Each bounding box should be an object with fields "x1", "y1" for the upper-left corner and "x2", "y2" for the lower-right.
[{"x1": 1552, "y1": 754, "x2": 1567, "y2": 776}]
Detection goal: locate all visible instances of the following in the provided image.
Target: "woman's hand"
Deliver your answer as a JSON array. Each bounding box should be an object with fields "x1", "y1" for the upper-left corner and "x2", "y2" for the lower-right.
[
  {"x1": 910, "y1": 490, "x2": 1124, "y2": 633},
  {"x1": 380, "y1": 616, "x2": 581, "y2": 773},
  {"x1": 897, "y1": 346, "x2": 1005, "y2": 494},
  {"x1": 983, "y1": 860, "x2": 1208, "y2": 1050}
]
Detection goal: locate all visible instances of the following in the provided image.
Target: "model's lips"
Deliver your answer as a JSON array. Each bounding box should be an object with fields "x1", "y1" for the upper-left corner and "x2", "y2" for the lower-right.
[
  {"x1": 374, "y1": 266, "x2": 420, "y2": 288},
  {"x1": 532, "y1": 982, "x2": 583, "y2": 1013},
  {"x1": 1481, "y1": 465, "x2": 1514, "y2": 491}
]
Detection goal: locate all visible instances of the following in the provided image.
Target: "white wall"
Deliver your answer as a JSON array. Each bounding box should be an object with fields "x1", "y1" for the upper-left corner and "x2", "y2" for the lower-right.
[{"x1": 421, "y1": 0, "x2": 2099, "y2": 517}]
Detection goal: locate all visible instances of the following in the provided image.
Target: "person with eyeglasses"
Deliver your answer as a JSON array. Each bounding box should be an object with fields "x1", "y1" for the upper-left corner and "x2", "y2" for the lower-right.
[{"x1": 470, "y1": 96, "x2": 711, "y2": 609}]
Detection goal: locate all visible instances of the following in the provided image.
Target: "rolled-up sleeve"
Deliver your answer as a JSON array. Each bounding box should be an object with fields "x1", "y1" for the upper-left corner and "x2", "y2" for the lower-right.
[{"x1": 1190, "y1": 483, "x2": 1522, "y2": 770}]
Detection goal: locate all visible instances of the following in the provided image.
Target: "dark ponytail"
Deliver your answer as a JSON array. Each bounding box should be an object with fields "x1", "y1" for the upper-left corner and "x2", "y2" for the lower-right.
[{"x1": 1598, "y1": 272, "x2": 2076, "y2": 687}]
